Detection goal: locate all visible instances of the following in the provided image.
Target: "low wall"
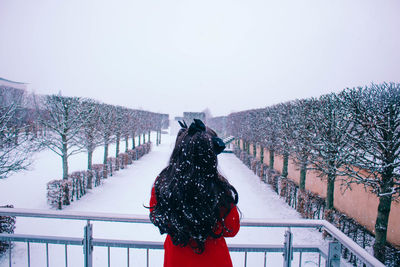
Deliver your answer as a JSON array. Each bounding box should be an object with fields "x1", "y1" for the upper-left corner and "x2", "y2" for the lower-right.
[{"x1": 251, "y1": 144, "x2": 400, "y2": 247}]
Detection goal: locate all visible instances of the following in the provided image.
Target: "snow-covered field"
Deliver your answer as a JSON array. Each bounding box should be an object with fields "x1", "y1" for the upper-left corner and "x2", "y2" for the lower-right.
[{"x1": 0, "y1": 132, "x2": 329, "y2": 266}]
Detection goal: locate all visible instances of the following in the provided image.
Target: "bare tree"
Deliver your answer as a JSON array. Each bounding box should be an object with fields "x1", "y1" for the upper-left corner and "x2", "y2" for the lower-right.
[
  {"x1": 128, "y1": 109, "x2": 137, "y2": 149},
  {"x1": 156, "y1": 113, "x2": 168, "y2": 145},
  {"x1": 341, "y1": 83, "x2": 400, "y2": 261},
  {"x1": 308, "y1": 93, "x2": 352, "y2": 210},
  {"x1": 263, "y1": 107, "x2": 280, "y2": 168},
  {"x1": 77, "y1": 99, "x2": 102, "y2": 173},
  {"x1": 36, "y1": 94, "x2": 89, "y2": 180},
  {"x1": 240, "y1": 111, "x2": 253, "y2": 154},
  {"x1": 247, "y1": 109, "x2": 262, "y2": 158},
  {"x1": 135, "y1": 110, "x2": 148, "y2": 146},
  {"x1": 275, "y1": 102, "x2": 296, "y2": 178},
  {"x1": 114, "y1": 106, "x2": 125, "y2": 158},
  {"x1": 227, "y1": 110, "x2": 260, "y2": 157},
  {"x1": 121, "y1": 109, "x2": 132, "y2": 152},
  {"x1": 98, "y1": 104, "x2": 115, "y2": 177},
  {"x1": 290, "y1": 98, "x2": 317, "y2": 190},
  {"x1": 0, "y1": 87, "x2": 37, "y2": 178},
  {"x1": 136, "y1": 111, "x2": 142, "y2": 146}
]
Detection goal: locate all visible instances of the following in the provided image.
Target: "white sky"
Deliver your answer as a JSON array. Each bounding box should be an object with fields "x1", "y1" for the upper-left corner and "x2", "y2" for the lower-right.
[{"x1": 0, "y1": 0, "x2": 399, "y2": 117}]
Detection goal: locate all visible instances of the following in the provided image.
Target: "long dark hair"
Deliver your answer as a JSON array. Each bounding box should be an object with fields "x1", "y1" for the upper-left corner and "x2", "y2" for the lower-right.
[{"x1": 149, "y1": 121, "x2": 238, "y2": 254}]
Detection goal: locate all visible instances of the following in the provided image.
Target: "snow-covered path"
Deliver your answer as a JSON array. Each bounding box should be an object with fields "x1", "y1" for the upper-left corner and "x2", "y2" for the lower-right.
[{"x1": 0, "y1": 132, "x2": 326, "y2": 266}]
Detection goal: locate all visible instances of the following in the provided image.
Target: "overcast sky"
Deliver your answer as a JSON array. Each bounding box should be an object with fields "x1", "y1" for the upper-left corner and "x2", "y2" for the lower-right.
[{"x1": 1, "y1": 0, "x2": 399, "y2": 117}]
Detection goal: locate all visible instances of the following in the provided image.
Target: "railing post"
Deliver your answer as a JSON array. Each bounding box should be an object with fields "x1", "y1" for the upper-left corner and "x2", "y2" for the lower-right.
[
  {"x1": 326, "y1": 241, "x2": 341, "y2": 267},
  {"x1": 83, "y1": 220, "x2": 93, "y2": 267},
  {"x1": 283, "y1": 228, "x2": 293, "y2": 267}
]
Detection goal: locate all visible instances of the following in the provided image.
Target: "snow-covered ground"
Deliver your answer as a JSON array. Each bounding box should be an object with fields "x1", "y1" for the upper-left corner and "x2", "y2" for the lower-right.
[{"x1": 0, "y1": 131, "x2": 329, "y2": 266}]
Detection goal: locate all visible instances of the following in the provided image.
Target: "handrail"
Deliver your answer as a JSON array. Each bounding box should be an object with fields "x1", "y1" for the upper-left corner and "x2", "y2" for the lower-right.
[
  {"x1": 0, "y1": 208, "x2": 340, "y2": 227},
  {"x1": 241, "y1": 218, "x2": 384, "y2": 266},
  {"x1": 0, "y1": 207, "x2": 150, "y2": 223},
  {"x1": 0, "y1": 233, "x2": 324, "y2": 253},
  {"x1": 0, "y1": 208, "x2": 384, "y2": 267}
]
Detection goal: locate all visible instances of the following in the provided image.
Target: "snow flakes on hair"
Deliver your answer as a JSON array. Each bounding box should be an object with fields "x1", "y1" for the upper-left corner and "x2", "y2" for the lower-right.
[{"x1": 150, "y1": 124, "x2": 238, "y2": 254}]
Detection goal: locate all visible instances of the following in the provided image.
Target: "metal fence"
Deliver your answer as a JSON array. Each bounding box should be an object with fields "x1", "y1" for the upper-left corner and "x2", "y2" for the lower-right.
[{"x1": 0, "y1": 208, "x2": 384, "y2": 267}]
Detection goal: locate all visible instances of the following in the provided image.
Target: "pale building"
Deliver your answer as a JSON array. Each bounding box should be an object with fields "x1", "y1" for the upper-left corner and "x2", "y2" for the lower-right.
[{"x1": 0, "y1": 77, "x2": 27, "y2": 90}]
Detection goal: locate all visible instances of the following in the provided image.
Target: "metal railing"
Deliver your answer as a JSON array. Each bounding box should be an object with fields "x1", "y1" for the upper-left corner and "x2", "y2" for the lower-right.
[{"x1": 0, "y1": 208, "x2": 384, "y2": 267}]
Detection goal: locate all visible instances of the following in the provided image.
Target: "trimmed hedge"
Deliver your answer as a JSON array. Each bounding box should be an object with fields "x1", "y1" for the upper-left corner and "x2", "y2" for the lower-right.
[
  {"x1": 0, "y1": 205, "x2": 16, "y2": 254},
  {"x1": 47, "y1": 143, "x2": 151, "y2": 209}
]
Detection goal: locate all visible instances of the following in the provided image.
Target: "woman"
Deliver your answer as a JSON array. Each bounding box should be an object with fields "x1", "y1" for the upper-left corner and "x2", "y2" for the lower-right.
[{"x1": 149, "y1": 119, "x2": 240, "y2": 267}]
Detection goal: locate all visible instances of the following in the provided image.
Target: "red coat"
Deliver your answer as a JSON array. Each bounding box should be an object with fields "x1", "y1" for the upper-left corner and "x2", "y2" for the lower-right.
[{"x1": 150, "y1": 186, "x2": 240, "y2": 267}]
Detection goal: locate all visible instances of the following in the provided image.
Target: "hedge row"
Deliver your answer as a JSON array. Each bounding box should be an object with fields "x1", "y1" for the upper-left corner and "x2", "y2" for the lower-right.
[
  {"x1": 47, "y1": 143, "x2": 151, "y2": 209},
  {"x1": 233, "y1": 146, "x2": 400, "y2": 267},
  {"x1": 0, "y1": 205, "x2": 16, "y2": 254}
]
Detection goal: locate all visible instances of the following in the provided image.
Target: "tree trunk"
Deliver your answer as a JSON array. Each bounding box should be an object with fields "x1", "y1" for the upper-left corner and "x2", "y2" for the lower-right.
[
  {"x1": 62, "y1": 134, "x2": 68, "y2": 180},
  {"x1": 260, "y1": 146, "x2": 264, "y2": 163},
  {"x1": 269, "y1": 149, "x2": 274, "y2": 169},
  {"x1": 253, "y1": 143, "x2": 257, "y2": 157},
  {"x1": 88, "y1": 150, "x2": 93, "y2": 170},
  {"x1": 62, "y1": 154, "x2": 68, "y2": 180},
  {"x1": 158, "y1": 130, "x2": 161, "y2": 144},
  {"x1": 374, "y1": 182, "x2": 392, "y2": 263},
  {"x1": 103, "y1": 142, "x2": 108, "y2": 178},
  {"x1": 326, "y1": 174, "x2": 335, "y2": 210},
  {"x1": 132, "y1": 132, "x2": 136, "y2": 149},
  {"x1": 87, "y1": 149, "x2": 93, "y2": 189},
  {"x1": 115, "y1": 133, "x2": 120, "y2": 158},
  {"x1": 282, "y1": 152, "x2": 289, "y2": 178},
  {"x1": 125, "y1": 136, "x2": 129, "y2": 152},
  {"x1": 138, "y1": 135, "x2": 141, "y2": 146},
  {"x1": 143, "y1": 133, "x2": 146, "y2": 143},
  {"x1": 148, "y1": 131, "x2": 150, "y2": 143},
  {"x1": 300, "y1": 162, "x2": 307, "y2": 191}
]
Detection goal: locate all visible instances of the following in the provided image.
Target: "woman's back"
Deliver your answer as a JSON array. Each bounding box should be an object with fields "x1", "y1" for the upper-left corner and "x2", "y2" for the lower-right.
[
  {"x1": 149, "y1": 119, "x2": 240, "y2": 266},
  {"x1": 150, "y1": 186, "x2": 240, "y2": 267}
]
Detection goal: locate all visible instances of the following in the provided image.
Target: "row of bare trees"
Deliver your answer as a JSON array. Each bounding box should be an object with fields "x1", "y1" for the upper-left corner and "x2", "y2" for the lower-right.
[
  {"x1": 35, "y1": 95, "x2": 168, "y2": 180},
  {"x1": 0, "y1": 88, "x2": 169, "y2": 181},
  {"x1": 0, "y1": 87, "x2": 39, "y2": 178},
  {"x1": 212, "y1": 82, "x2": 399, "y2": 262}
]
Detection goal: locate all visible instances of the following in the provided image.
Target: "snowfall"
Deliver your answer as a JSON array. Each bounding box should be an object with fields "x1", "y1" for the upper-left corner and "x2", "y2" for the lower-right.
[{"x1": 0, "y1": 131, "x2": 337, "y2": 267}]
